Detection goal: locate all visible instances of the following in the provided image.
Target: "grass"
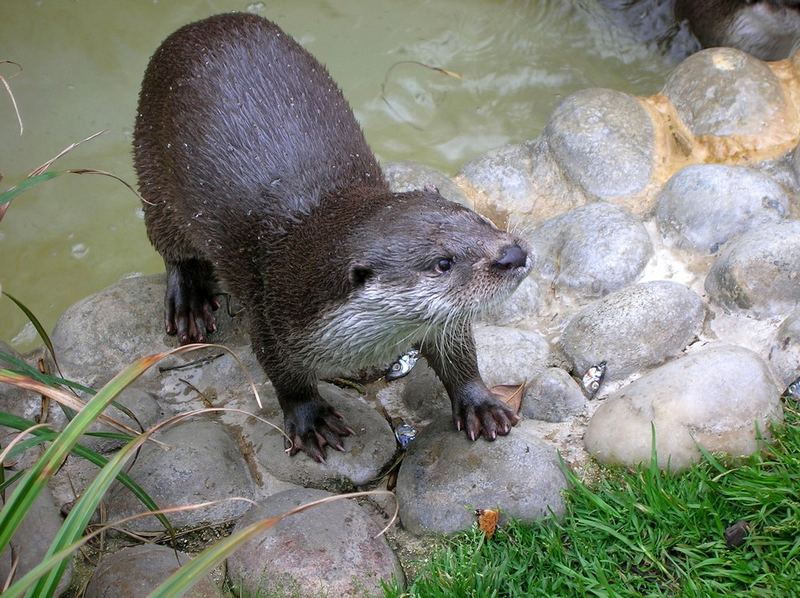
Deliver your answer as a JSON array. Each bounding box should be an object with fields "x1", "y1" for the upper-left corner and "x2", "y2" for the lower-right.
[{"x1": 386, "y1": 401, "x2": 800, "y2": 598}]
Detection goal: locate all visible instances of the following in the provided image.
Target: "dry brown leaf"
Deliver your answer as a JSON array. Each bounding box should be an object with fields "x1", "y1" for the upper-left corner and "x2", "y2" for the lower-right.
[
  {"x1": 490, "y1": 381, "x2": 526, "y2": 415},
  {"x1": 476, "y1": 508, "x2": 500, "y2": 539}
]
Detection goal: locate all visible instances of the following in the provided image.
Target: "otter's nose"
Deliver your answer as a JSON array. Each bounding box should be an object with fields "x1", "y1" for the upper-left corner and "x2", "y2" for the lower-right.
[{"x1": 493, "y1": 244, "x2": 527, "y2": 270}]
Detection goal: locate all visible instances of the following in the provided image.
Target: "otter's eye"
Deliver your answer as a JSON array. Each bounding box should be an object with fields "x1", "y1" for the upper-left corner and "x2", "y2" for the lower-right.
[{"x1": 435, "y1": 258, "x2": 452, "y2": 273}]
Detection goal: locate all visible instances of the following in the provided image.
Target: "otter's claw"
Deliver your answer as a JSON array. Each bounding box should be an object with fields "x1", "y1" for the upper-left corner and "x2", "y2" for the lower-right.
[
  {"x1": 165, "y1": 261, "x2": 220, "y2": 344},
  {"x1": 454, "y1": 395, "x2": 519, "y2": 442},
  {"x1": 284, "y1": 401, "x2": 353, "y2": 462}
]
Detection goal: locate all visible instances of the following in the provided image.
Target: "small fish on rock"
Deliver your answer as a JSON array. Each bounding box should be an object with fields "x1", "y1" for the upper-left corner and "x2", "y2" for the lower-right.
[
  {"x1": 781, "y1": 375, "x2": 800, "y2": 401},
  {"x1": 581, "y1": 361, "x2": 607, "y2": 398},
  {"x1": 394, "y1": 423, "x2": 417, "y2": 450},
  {"x1": 385, "y1": 349, "x2": 420, "y2": 381}
]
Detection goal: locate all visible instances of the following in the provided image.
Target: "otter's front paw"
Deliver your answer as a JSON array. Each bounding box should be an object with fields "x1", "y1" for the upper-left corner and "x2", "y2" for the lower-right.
[
  {"x1": 453, "y1": 392, "x2": 520, "y2": 442},
  {"x1": 284, "y1": 399, "x2": 354, "y2": 463},
  {"x1": 165, "y1": 261, "x2": 220, "y2": 344}
]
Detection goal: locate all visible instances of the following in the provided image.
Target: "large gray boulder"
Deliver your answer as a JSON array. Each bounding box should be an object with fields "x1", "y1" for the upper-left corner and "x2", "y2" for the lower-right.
[
  {"x1": 705, "y1": 221, "x2": 800, "y2": 317},
  {"x1": 585, "y1": 345, "x2": 782, "y2": 471},
  {"x1": 768, "y1": 309, "x2": 800, "y2": 387},
  {"x1": 663, "y1": 47, "x2": 789, "y2": 137},
  {"x1": 396, "y1": 418, "x2": 566, "y2": 535},
  {"x1": 227, "y1": 488, "x2": 404, "y2": 597},
  {"x1": 656, "y1": 164, "x2": 788, "y2": 254},
  {"x1": 544, "y1": 88, "x2": 654, "y2": 200},
  {"x1": 560, "y1": 281, "x2": 705, "y2": 381},
  {"x1": 526, "y1": 202, "x2": 653, "y2": 298}
]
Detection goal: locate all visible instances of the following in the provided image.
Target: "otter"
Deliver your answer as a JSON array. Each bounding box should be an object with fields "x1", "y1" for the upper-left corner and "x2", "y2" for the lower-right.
[{"x1": 133, "y1": 13, "x2": 532, "y2": 462}]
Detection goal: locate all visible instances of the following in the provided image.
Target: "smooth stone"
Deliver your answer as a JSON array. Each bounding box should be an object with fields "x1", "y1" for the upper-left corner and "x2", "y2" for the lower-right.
[
  {"x1": 526, "y1": 202, "x2": 653, "y2": 298},
  {"x1": 455, "y1": 139, "x2": 588, "y2": 228},
  {"x1": 544, "y1": 88, "x2": 654, "y2": 199},
  {"x1": 768, "y1": 309, "x2": 800, "y2": 387},
  {"x1": 480, "y1": 275, "x2": 541, "y2": 326},
  {"x1": 83, "y1": 388, "x2": 165, "y2": 453},
  {"x1": 383, "y1": 160, "x2": 471, "y2": 208},
  {"x1": 705, "y1": 220, "x2": 800, "y2": 317},
  {"x1": 400, "y1": 358, "x2": 450, "y2": 422},
  {"x1": 227, "y1": 488, "x2": 404, "y2": 597},
  {"x1": 396, "y1": 418, "x2": 566, "y2": 535},
  {"x1": 662, "y1": 47, "x2": 787, "y2": 137},
  {"x1": 474, "y1": 325, "x2": 550, "y2": 388},
  {"x1": 85, "y1": 544, "x2": 224, "y2": 598},
  {"x1": 560, "y1": 281, "x2": 705, "y2": 381},
  {"x1": 49, "y1": 274, "x2": 246, "y2": 389},
  {"x1": 107, "y1": 420, "x2": 254, "y2": 532},
  {"x1": 0, "y1": 481, "x2": 71, "y2": 596},
  {"x1": 585, "y1": 345, "x2": 783, "y2": 471},
  {"x1": 244, "y1": 383, "x2": 397, "y2": 492},
  {"x1": 656, "y1": 164, "x2": 788, "y2": 254},
  {"x1": 522, "y1": 367, "x2": 587, "y2": 423}
]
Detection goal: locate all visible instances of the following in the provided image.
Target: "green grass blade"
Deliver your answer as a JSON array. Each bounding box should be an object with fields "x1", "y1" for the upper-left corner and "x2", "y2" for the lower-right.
[
  {"x1": 0, "y1": 349, "x2": 183, "y2": 553},
  {"x1": 31, "y1": 423, "x2": 170, "y2": 596},
  {"x1": 0, "y1": 171, "x2": 63, "y2": 206},
  {"x1": 0, "y1": 350, "x2": 96, "y2": 395},
  {"x1": 0, "y1": 411, "x2": 162, "y2": 528}
]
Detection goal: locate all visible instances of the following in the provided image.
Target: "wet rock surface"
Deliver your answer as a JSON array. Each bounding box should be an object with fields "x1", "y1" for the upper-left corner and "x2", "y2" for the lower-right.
[
  {"x1": 705, "y1": 221, "x2": 800, "y2": 317},
  {"x1": 656, "y1": 164, "x2": 788, "y2": 253},
  {"x1": 663, "y1": 48, "x2": 788, "y2": 137},
  {"x1": 585, "y1": 346, "x2": 782, "y2": 471},
  {"x1": 526, "y1": 202, "x2": 653, "y2": 297},
  {"x1": 544, "y1": 88, "x2": 654, "y2": 200},
  {"x1": 560, "y1": 281, "x2": 706, "y2": 381},
  {"x1": 769, "y1": 310, "x2": 800, "y2": 387},
  {"x1": 396, "y1": 418, "x2": 566, "y2": 535},
  {"x1": 85, "y1": 544, "x2": 224, "y2": 598},
  {"x1": 107, "y1": 420, "x2": 255, "y2": 532},
  {"x1": 227, "y1": 488, "x2": 404, "y2": 597}
]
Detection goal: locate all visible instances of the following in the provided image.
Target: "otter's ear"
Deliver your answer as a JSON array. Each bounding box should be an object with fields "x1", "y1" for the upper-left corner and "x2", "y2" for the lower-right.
[{"x1": 349, "y1": 262, "x2": 373, "y2": 287}]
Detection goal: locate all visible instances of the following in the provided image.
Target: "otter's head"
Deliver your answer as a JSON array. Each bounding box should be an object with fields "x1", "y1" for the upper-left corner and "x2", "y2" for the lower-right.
[
  {"x1": 346, "y1": 191, "x2": 530, "y2": 321},
  {"x1": 303, "y1": 189, "x2": 531, "y2": 374}
]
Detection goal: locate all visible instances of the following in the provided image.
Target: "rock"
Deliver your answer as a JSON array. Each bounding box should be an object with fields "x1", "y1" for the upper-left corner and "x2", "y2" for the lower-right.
[
  {"x1": 455, "y1": 138, "x2": 588, "y2": 228},
  {"x1": 525, "y1": 202, "x2": 653, "y2": 297},
  {"x1": 480, "y1": 275, "x2": 541, "y2": 326},
  {"x1": 0, "y1": 343, "x2": 46, "y2": 468},
  {"x1": 0, "y1": 481, "x2": 71, "y2": 596},
  {"x1": 383, "y1": 160, "x2": 470, "y2": 208},
  {"x1": 656, "y1": 165, "x2": 788, "y2": 253},
  {"x1": 108, "y1": 420, "x2": 254, "y2": 532},
  {"x1": 585, "y1": 345, "x2": 783, "y2": 471},
  {"x1": 243, "y1": 383, "x2": 397, "y2": 492},
  {"x1": 560, "y1": 281, "x2": 705, "y2": 381},
  {"x1": 663, "y1": 48, "x2": 788, "y2": 137},
  {"x1": 85, "y1": 544, "x2": 224, "y2": 598},
  {"x1": 544, "y1": 88, "x2": 654, "y2": 200},
  {"x1": 396, "y1": 418, "x2": 566, "y2": 535},
  {"x1": 705, "y1": 220, "x2": 800, "y2": 317},
  {"x1": 83, "y1": 388, "x2": 165, "y2": 453},
  {"x1": 768, "y1": 310, "x2": 800, "y2": 387},
  {"x1": 522, "y1": 367, "x2": 587, "y2": 422},
  {"x1": 49, "y1": 274, "x2": 247, "y2": 389},
  {"x1": 227, "y1": 488, "x2": 404, "y2": 597},
  {"x1": 400, "y1": 358, "x2": 450, "y2": 422},
  {"x1": 474, "y1": 325, "x2": 550, "y2": 387}
]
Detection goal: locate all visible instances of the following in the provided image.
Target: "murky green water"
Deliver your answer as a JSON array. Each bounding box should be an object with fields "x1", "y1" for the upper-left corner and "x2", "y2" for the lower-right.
[{"x1": 0, "y1": 0, "x2": 672, "y2": 349}]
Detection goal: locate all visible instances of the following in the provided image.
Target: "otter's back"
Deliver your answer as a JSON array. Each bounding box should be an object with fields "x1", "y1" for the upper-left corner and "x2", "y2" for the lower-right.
[{"x1": 134, "y1": 13, "x2": 384, "y2": 218}]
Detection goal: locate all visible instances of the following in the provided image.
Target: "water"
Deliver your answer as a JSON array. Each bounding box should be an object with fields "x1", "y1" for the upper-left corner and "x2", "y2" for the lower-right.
[{"x1": 0, "y1": 0, "x2": 673, "y2": 349}]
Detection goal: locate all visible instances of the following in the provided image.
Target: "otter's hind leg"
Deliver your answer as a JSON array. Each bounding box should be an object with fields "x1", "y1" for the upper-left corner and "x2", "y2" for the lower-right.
[
  {"x1": 421, "y1": 322, "x2": 520, "y2": 441},
  {"x1": 164, "y1": 259, "x2": 220, "y2": 344}
]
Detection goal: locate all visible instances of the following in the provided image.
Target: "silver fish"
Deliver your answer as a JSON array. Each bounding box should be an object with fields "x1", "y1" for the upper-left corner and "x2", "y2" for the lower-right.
[
  {"x1": 781, "y1": 375, "x2": 800, "y2": 401},
  {"x1": 394, "y1": 423, "x2": 417, "y2": 450},
  {"x1": 385, "y1": 349, "x2": 420, "y2": 381},
  {"x1": 581, "y1": 361, "x2": 607, "y2": 398}
]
